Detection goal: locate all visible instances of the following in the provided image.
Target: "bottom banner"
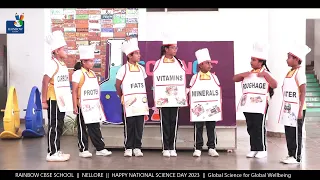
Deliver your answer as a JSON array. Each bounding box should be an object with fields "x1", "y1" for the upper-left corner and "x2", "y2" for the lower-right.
[{"x1": 6, "y1": 170, "x2": 315, "y2": 179}]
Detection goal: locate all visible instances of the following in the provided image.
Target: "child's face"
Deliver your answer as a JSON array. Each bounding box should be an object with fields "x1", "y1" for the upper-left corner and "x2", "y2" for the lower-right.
[
  {"x1": 128, "y1": 51, "x2": 141, "y2": 63},
  {"x1": 199, "y1": 60, "x2": 212, "y2": 72},
  {"x1": 286, "y1": 53, "x2": 299, "y2": 67},
  {"x1": 55, "y1": 46, "x2": 68, "y2": 59},
  {"x1": 82, "y1": 59, "x2": 94, "y2": 69}
]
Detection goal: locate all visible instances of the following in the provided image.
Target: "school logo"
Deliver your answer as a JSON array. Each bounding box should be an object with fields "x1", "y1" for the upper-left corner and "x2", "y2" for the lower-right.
[{"x1": 6, "y1": 13, "x2": 25, "y2": 34}]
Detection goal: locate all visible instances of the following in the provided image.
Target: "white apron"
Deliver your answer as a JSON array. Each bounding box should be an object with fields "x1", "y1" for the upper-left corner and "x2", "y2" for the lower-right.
[
  {"x1": 279, "y1": 68, "x2": 300, "y2": 127},
  {"x1": 153, "y1": 56, "x2": 187, "y2": 107},
  {"x1": 237, "y1": 69, "x2": 269, "y2": 114},
  {"x1": 52, "y1": 58, "x2": 73, "y2": 112},
  {"x1": 189, "y1": 73, "x2": 222, "y2": 122},
  {"x1": 79, "y1": 68, "x2": 103, "y2": 124},
  {"x1": 122, "y1": 64, "x2": 149, "y2": 117}
]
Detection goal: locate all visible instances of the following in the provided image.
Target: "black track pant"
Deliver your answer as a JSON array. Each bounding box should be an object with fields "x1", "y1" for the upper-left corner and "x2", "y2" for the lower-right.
[
  {"x1": 123, "y1": 115, "x2": 145, "y2": 149},
  {"x1": 160, "y1": 107, "x2": 179, "y2": 150},
  {"x1": 194, "y1": 121, "x2": 217, "y2": 150},
  {"x1": 47, "y1": 99, "x2": 65, "y2": 155},
  {"x1": 285, "y1": 110, "x2": 306, "y2": 162},
  {"x1": 77, "y1": 107, "x2": 105, "y2": 152},
  {"x1": 243, "y1": 112, "x2": 267, "y2": 151}
]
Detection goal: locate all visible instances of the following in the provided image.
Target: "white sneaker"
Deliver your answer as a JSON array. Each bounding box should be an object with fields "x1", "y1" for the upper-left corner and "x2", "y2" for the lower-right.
[
  {"x1": 193, "y1": 150, "x2": 201, "y2": 157},
  {"x1": 124, "y1": 149, "x2": 133, "y2": 157},
  {"x1": 282, "y1": 157, "x2": 300, "y2": 164},
  {"x1": 96, "y1": 149, "x2": 112, "y2": 156},
  {"x1": 46, "y1": 151, "x2": 70, "y2": 162},
  {"x1": 255, "y1": 151, "x2": 267, "y2": 158},
  {"x1": 246, "y1": 151, "x2": 257, "y2": 158},
  {"x1": 170, "y1": 150, "x2": 177, "y2": 157},
  {"x1": 162, "y1": 150, "x2": 170, "y2": 157},
  {"x1": 280, "y1": 156, "x2": 290, "y2": 163},
  {"x1": 79, "y1": 151, "x2": 92, "y2": 158},
  {"x1": 133, "y1": 149, "x2": 143, "y2": 157},
  {"x1": 208, "y1": 148, "x2": 219, "y2": 157}
]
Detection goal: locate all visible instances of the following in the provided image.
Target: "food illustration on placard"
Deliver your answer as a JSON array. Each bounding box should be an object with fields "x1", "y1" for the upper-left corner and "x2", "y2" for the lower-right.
[
  {"x1": 250, "y1": 96, "x2": 263, "y2": 103},
  {"x1": 125, "y1": 97, "x2": 137, "y2": 108},
  {"x1": 283, "y1": 103, "x2": 291, "y2": 113},
  {"x1": 240, "y1": 94, "x2": 247, "y2": 106},
  {"x1": 165, "y1": 86, "x2": 178, "y2": 96},
  {"x1": 175, "y1": 97, "x2": 186, "y2": 105},
  {"x1": 156, "y1": 98, "x2": 169, "y2": 106},
  {"x1": 192, "y1": 104, "x2": 205, "y2": 117},
  {"x1": 81, "y1": 101, "x2": 100, "y2": 113},
  {"x1": 207, "y1": 105, "x2": 221, "y2": 117}
]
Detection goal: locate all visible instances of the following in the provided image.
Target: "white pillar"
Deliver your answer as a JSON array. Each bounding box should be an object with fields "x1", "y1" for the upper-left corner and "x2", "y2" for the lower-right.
[{"x1": 267, "y1": 9, "x2": 307, "y2": 134}]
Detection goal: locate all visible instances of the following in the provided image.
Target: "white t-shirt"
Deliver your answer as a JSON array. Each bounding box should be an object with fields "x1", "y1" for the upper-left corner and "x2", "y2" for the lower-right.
[
  {"x1": 116, "y1": 64, "x2": 148, "y2": 81},
  {"x1": 72, "y1": 70, "x2": 83, "y2": 83},
  {"x1": 43, "y1": 60, "x2": 59, "y2": 78},
  {"x1": 189, "y1": 73, "x2": 220, "y2": 87},
  {"x1": 296, "y1": 69, "x2": 307, "y2": 86}
]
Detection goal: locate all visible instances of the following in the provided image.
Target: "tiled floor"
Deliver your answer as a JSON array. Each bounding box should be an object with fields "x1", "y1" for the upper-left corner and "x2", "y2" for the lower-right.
[{"x1": 0, "y1": 117, "x2": 319, "y2": 170}]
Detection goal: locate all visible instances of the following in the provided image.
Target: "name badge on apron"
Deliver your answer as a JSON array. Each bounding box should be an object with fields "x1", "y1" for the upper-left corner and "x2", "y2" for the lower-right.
[
  {"x1": 53, "y1": 59, "x2": 73, "y2": 112},
  {"x1": 122, "y1": 64, "x2": 149, "y2": 118},
  {"x1": 279, "y1": 69, "x2": 300, "y2": 127},
  {"x1": 80, "y1": 69, "x2": 103, "y2": 124}
]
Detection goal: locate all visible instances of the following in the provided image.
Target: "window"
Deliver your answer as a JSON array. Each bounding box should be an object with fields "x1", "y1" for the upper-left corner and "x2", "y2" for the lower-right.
[{"x1": 146, "y1": 8, "x2": 218, "y2": 12}]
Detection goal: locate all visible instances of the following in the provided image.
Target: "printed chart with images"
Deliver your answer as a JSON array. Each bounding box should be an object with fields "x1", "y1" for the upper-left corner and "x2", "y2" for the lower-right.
[
  {"x1": 50, "y1": 8, "x2": 139, "y2": 83},
  {"x1": 50, "y1": 8, "x2": 140, "y2": 125}
]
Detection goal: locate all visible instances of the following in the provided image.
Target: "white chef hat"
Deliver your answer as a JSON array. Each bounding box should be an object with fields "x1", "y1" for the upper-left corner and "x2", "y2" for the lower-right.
[
  {"x1": 195, "y1": 48, "x2": 211, "y2": 64},
  {"x1": 162, "y1": 32, "x2": 177, "y2": 46},
  {"x1": 251, "y1": 42, "x2": 269, "y2": 60},
  {"x1": 45, "y1": 30, "x2": 67, "y2": 51},
  {"x1": 121, "y1": 38, "x2": 140, "y2": 56},
  {"x1": 288, "y1": 43, "x2": 311, "y2": 62},
  {"x1": 78, "y1": 45, "x2": 95, "y2": 60}
]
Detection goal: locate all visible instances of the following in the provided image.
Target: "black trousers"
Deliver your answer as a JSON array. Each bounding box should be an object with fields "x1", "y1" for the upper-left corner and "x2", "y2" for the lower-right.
[
  {"x1": 47, "y1": 99, "x2": 65, "y2": 155},
  {"x1": 123, "y1": 115, "x2": 145, "y2": 149},
  {"x1": 77, "y1": 107, "x2": 105, "y2": 152},
  {"x1": 285, "y1": 110, "x2": 306, "y2": 162},
  {"x1": 194, "y1": 121, "x2": 217, "y2": 150},
  {"x1": 160, "y1": 107, "x2": 179, "y2": 150},
  {"x1": 243, "y1": 112, "x2": 267, "y2": 151}
]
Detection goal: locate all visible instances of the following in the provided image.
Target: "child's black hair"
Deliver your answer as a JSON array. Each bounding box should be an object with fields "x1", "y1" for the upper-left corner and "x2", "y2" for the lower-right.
[
  {"x1": 258, "y1": 59, "x2": 274, "y2": 98},
  {"x1": 74, "y1": 61, "x2": 82, "y2": 71},
  {"x1": 160, "y1": 45, "x2": 183, "y2": 67}
]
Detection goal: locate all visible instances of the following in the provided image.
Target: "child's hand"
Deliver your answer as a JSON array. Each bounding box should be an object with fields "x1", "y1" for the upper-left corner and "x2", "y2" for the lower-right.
[{"x1": 73, "y1": 106, "x2": 78, "y2": 114}]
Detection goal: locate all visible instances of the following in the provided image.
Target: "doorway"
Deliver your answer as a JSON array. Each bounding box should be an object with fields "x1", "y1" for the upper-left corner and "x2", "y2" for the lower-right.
[{"x1": 0, "y1": 34, "x2": 7, "y2": 120}]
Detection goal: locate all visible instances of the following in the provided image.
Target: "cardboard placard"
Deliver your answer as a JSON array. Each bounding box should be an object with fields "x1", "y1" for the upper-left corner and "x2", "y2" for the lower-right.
[
  {"x1": 89, "y1": 19, "x2": 100, "y2": 24},
  {"x1": 76, "y1": 28, "x2": 88, "y2": 32},
  {"x1": 76, "y1": 14, "x2": 89, "y2": 19},
  {"x1": 76, "y1": 9, "x2": 89, "y2": 14},
  {"x1": 126, "y1": 23, "x2": 138, "y2": 28},
  {"x1": 51, "y1": 19, "x2": 64, "y2": 24},
  {"x1": 66, "y1": 41, "x2": 77, "y2": 50},
  {"x1": 113, "y1": 28, "x2": 126, "y2": 38},
  {"x1": 64, "y1": 37, "x2": 76, "y2": 41},
  {"x1": 64, "y1": 19, "x2": 75, "y2": 23},
  {"x1": 76, "y1": 23, "x2": 89, "y2": 29},
  {"x1": 64, "y1": 32, "x2": 76, "y2": 38},
  {"x1": 75, "y1": 19, "x2": 88, "y2": 24},
  {"x1": 89, "y1": 9, "x2": 101, "y2": 15}
]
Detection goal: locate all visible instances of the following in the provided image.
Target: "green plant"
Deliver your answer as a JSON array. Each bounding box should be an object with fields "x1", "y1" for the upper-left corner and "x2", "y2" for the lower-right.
[{"x1": 62, "y1": 115, "x2": 77, "y2": 136}]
